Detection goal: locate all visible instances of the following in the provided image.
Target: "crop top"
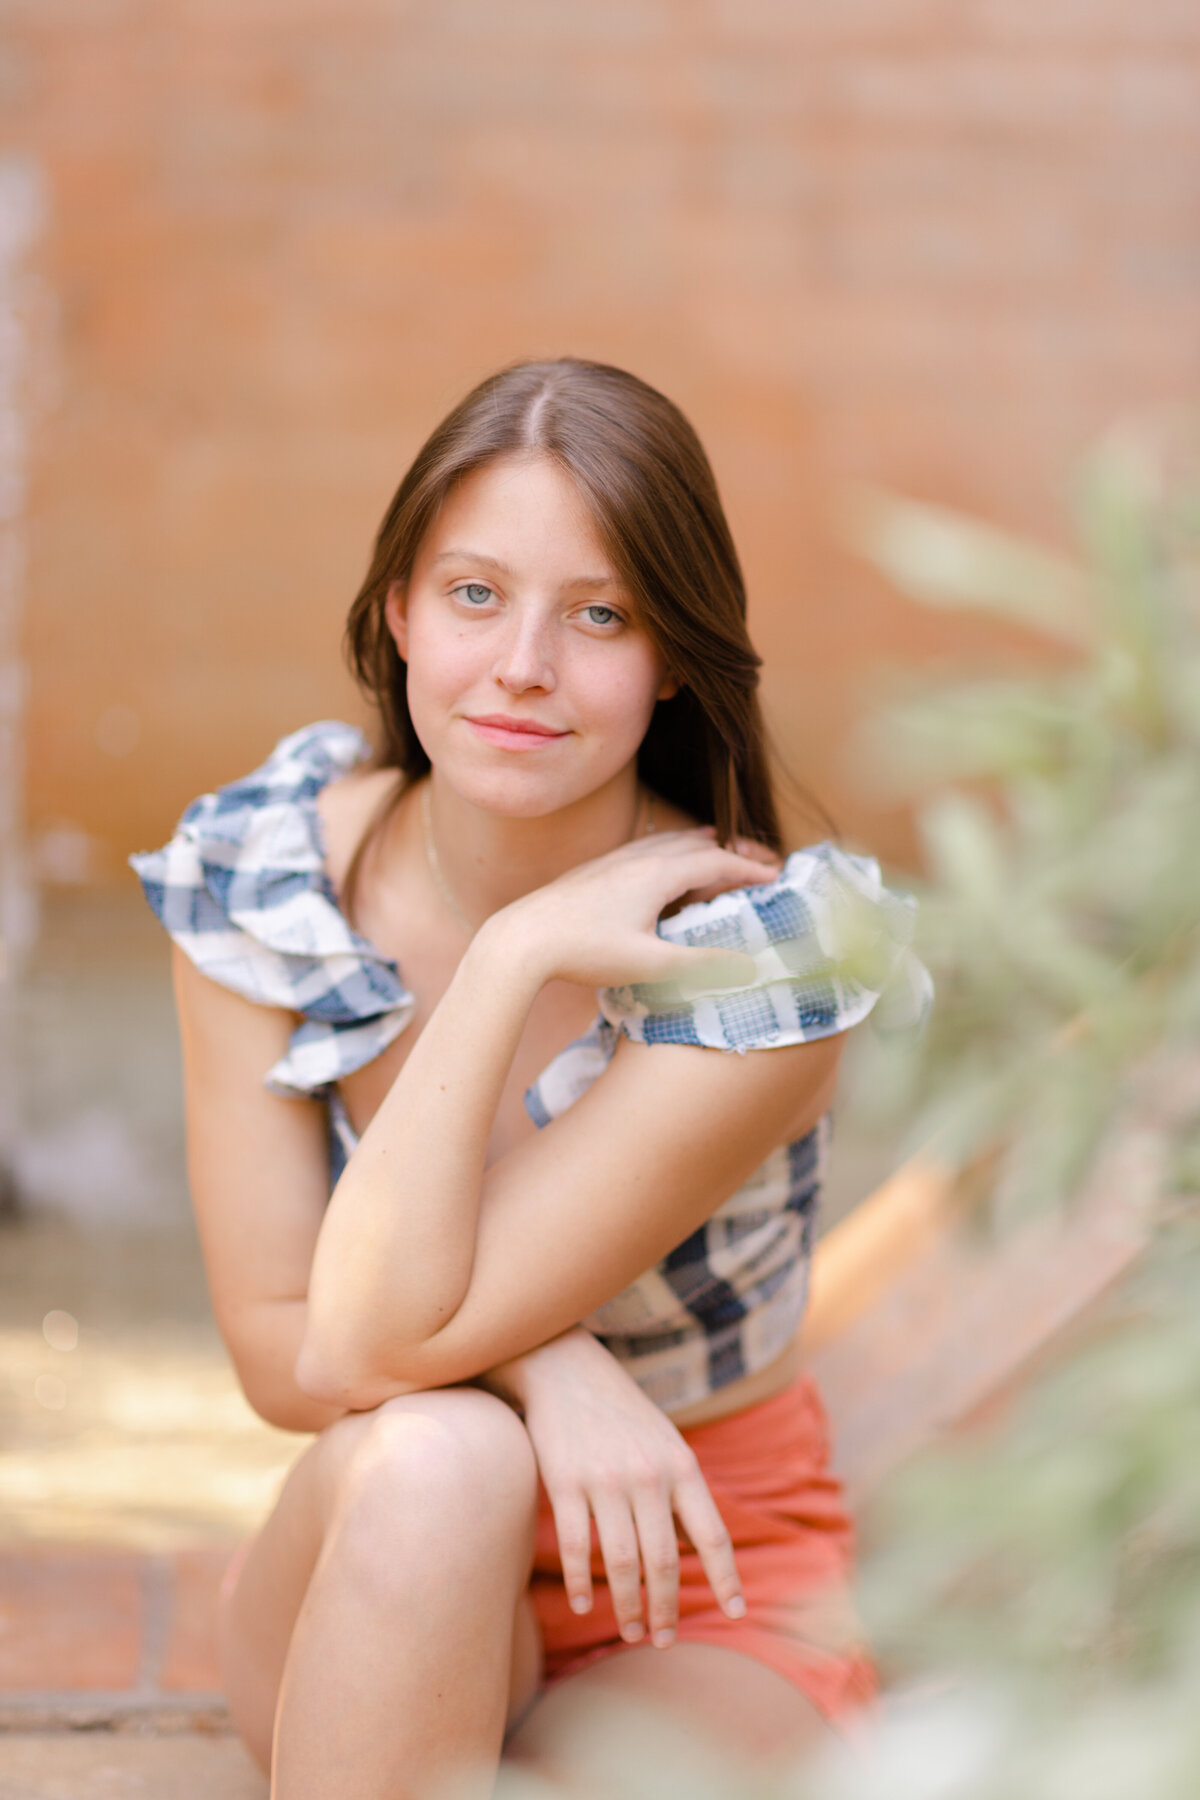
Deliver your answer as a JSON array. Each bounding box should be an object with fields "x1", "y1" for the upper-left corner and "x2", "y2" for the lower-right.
[{"x1": 132, "y1": 720, "x2": 931, "y2": 1413}]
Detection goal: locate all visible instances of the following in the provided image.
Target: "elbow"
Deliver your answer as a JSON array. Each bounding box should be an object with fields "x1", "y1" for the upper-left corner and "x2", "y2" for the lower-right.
[
  {"x1": 294, "y1": 1323, "x2": 423, "y2": 1412},
  {"x1": 218, "y1": 1311, "x2": 346, "y2": 1434},
  {"x1": 250, "y1": 1381, "x2": 338, "y2": 1435},
  {"x1": 298, "y1": 1279, "x2": 470, "y2": 1407},
  {"x1": 233, "y1": 1358, "x2": 345, "y2": 1435},
  {"x1": 296, "y1": 1290, "x2": 380, "y2": 1407},
  {"x1": 294, "y1": 1332, "x2": 381, "y2": 1411}
]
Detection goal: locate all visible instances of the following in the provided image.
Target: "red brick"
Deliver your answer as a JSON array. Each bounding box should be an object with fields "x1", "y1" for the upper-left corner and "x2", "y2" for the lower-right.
[
  {"x1": 5, "y1": 0, "x2": 1199, "y2": 872},
  {"x1": 159, "y1": 1548, "x2": 234, "y2": 1694},
  {"x1": 0, "y1": 1549, "x2": 142, "y2": 1691},
  {"x1": 966, "y1": 1, "x2": 1200, "y2": 51}
]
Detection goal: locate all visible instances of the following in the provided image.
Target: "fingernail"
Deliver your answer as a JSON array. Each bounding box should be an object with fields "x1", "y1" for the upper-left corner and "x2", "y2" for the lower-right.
[
  {"x1": 652, "y1": 1628, "x2": 675, "y2": 1649},
  {"x1": 725, "y1": 1595, "x2": 746, "y2": 1619},
  {"x1": 620, "y1": 1622, "x2": 645, "y2": 1644},
  {"x1": 570, "y1": 1594, "x2": 591, "y2": 1615}
]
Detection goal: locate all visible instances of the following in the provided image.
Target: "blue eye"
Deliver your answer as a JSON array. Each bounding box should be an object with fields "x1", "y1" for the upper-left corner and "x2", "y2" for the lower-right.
[
  {"x1": 456, "y1": 583, "x2": 494, "y2": 606},
  {"x1": 583, "y1": 604, "x2": 618, "y2": 626}
]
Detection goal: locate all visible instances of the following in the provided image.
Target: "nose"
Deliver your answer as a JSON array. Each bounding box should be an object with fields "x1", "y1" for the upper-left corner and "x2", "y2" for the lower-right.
[{"x1": 492, "y1": 608, "x2": 557, "y2": 696}]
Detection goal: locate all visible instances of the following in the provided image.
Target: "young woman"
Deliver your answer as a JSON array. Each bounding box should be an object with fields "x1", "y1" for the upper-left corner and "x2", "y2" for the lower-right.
[{"x1": 134, "y1": 359, "x2": 925, "y2": 1799}]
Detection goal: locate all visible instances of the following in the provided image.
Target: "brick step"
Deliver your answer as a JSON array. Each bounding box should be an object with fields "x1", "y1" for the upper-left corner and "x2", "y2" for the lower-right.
[{"x1": 0, "y1": 1547, "x2": 229, "y2": 1731}]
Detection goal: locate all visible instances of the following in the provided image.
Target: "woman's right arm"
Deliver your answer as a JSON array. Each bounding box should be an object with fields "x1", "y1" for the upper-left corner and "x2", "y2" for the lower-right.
[{"x1": 172, "y1": 947, "x2": 346, "y2": 1433}]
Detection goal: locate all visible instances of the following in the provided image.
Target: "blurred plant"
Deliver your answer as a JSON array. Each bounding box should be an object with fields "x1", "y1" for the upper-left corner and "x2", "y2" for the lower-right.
[
  {"x1": 835, "y1": 1221, "x2": 1200, "y2": 1800},
  {"x1": 812, "y1": 412, "x2": 1200, "y2": 1800},
  {"x1": 842, "y1": 410, "x2": 1200, "y2": 1224}
]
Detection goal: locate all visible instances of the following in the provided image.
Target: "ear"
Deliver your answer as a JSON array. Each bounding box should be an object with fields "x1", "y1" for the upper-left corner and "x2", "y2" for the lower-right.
[
  {"x1": 383, "y1": 581, "x2": 409, "y2": 660},
  {"x1": 657, "y1": 671, "x2": 681, "y2": 702}
]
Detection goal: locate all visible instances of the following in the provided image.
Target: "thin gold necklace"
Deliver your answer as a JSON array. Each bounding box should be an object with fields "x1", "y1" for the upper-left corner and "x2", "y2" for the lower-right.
[
  {"x1": 420, "y1": 781, "x2": 474, "y2": 937},
  {"x1": 420, "y1": 781, "x2": 655, "y2": 939}
]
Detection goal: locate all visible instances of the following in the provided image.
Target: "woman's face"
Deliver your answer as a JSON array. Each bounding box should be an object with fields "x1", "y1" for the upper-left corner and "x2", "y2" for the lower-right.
[{"x1": 386, "y1": 454, "x2": 676, "y2": 818}]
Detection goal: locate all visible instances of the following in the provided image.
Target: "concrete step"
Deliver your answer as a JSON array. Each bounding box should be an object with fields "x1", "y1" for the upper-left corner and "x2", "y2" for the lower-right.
[{"x1": 0, "y1": 1733, "x2": 266, "y2": 1799}]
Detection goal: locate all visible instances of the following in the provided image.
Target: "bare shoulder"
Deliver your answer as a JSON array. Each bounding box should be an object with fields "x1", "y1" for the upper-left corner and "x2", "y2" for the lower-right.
[{"x1": 316, "y1": 765, "x2": 405, "y2": 897}]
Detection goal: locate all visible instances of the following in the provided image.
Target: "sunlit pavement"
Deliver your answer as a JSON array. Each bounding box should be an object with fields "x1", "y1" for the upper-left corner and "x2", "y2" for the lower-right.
[
  {"x1": 0, "y1": 1316, "x2": 294, "y2": 1720},
  {"x1": 0, "y1": 1219, "x2": 293, "y2": 1793},
  {"x1": 1, "y1": 1322, "x2": 297, "y2": 1552},
  {"x1": 0, "y1": 1734, "x2": 267, "y2": 1797}
]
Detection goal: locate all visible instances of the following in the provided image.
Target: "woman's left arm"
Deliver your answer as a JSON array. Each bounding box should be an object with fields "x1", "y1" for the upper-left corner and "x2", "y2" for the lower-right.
[{"x1": 297, "y1": 831, "x2": 841, "y2": 1407}]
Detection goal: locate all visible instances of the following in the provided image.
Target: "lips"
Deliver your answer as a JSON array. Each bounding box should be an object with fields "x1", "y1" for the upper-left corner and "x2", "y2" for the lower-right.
[{"x1": 465, "y1": 713, "x2": 571, "y2": 748}]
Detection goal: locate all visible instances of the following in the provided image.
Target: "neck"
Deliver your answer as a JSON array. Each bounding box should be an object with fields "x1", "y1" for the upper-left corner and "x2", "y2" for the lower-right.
[{"x1": 425, "y1": 766, "x2": 644, "y2": 929}]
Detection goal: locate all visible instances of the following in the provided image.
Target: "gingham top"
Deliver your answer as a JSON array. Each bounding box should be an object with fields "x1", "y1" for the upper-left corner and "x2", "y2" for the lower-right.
[{"x1": 132, "y1": 721, "x2": 930, "y2": 1412}]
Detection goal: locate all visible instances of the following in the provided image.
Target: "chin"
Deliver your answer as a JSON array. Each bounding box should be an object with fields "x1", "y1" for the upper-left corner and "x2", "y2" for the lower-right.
[{"x1": 435, "y1": 752, "x2": 627, "y2": 821}]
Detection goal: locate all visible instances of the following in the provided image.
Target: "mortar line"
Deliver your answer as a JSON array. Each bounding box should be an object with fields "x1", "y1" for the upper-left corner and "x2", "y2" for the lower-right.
[{"x1": 135, "y1": 1551, "x2": 174, "y2": 1694}]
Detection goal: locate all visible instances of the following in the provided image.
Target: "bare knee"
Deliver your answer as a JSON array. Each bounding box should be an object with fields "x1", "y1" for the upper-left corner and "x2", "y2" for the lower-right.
[
  {"x1": 322, "y1": 1388, "x2": 539, "y2": 1584},
  {"x1": 213, "y1": 1395, "x2": 536, "y2": 1771}
]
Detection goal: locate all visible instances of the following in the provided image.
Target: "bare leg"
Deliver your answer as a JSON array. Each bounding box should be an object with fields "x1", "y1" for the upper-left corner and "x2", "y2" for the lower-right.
[
  {"x1": 219, "y1": 1388, "x2": 541, "y2": 1799},
  {"x1": 505, "y1": 1642, "x2": 831, "y2": 1794}
]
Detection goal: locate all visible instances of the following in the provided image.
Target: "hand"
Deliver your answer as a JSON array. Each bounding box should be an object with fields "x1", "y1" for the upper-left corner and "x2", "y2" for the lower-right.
[
  {"x1": 488, "y1": 1329, "x2": 745, "y2": 1649},
  {"x1": 486, "y1": 829, "x2": 780, "y2": 993}
]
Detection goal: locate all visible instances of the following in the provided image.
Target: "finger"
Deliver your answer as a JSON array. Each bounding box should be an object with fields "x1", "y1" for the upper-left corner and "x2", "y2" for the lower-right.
[
  {"x1": 674, "y1": 845, "x2": 781, "y2": 895},
  {"x1": 688, "y1": 839, "x2": 779, "y2": 877},
  {"x1": 548, "y1": 1488, "x2": 595, "y2": 1617},
  {"x1": 731, "y1": 836, "x2": 784, "y2": 869},
  {"x1": 590, "y1": 1494, "x2": 646, "y2": 1644},
  {"x1": 641, "y1": 831, "x2": 773, "y2": 872},
  {"x1": 684, "y1": 868, "x2": 781, "y2": 906},
  {"x1": 673, "y1": 1472, "x2": 745, "y2": 1622},
  {"x1": 631, "y1": 1487, "x2": 681, "y2": 1649}
]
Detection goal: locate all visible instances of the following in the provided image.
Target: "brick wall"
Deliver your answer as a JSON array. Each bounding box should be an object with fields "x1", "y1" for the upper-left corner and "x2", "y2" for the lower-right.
[{"x1": 5, "y1": 0, "x2": 1199, "y2": 871}]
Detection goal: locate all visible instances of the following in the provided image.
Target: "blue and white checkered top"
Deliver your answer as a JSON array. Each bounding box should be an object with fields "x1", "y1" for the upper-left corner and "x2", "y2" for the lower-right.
[{"x1": 132, "y1": 720, "x2": 930, "y2": 1412}]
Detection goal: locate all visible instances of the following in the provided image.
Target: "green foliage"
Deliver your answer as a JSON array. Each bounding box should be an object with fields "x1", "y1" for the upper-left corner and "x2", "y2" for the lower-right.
[
  {"x1": 845, "y1": 414, "x2": 1200, "y2": 1223},
  {"x1": 810, "y1": 414, "x2": 1200, "y2": 1800}
]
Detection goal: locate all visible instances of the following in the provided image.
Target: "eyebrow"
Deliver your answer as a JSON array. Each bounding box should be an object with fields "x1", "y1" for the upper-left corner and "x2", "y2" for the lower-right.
[{"x1": 430, "y1": 549, "x2": 615, "y2": 590}]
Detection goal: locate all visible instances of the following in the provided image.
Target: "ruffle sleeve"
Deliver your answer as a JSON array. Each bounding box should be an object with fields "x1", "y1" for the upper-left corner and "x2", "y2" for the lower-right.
[
  {"x1": 598, "y1": 842, "x2": 932, "y2": 1052},
  {"x1": 129, "y1": 720, "x2": 416, "y2": 1098}
]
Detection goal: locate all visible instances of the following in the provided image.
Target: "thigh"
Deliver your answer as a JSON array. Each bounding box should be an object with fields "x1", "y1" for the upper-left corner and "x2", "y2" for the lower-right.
[
  {"x1": 506, "y1": 1641, "x2": 829, "y2": 1788},
  {"x1": 219, "y1": 1390, "x2": 543, "y2": 1772}
]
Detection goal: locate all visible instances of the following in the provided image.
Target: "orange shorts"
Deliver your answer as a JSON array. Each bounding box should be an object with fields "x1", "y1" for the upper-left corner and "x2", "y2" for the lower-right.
[{"x1": 528, "y1": 1373, "x2": 877, "y2": 1726}]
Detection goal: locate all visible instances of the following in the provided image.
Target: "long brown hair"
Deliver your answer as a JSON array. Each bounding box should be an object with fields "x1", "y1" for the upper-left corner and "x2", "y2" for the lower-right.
[{"x1": 345, "y1": 358, "x2": 793, "y2": 886}]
